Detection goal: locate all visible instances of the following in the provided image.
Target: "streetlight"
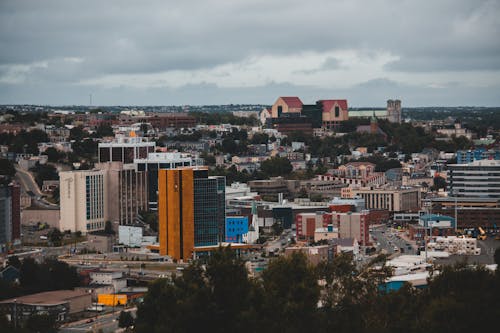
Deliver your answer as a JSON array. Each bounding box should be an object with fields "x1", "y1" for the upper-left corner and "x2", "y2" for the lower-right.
[{"x1": 13, "y1": 299, "x2": 17, "y2": 329}]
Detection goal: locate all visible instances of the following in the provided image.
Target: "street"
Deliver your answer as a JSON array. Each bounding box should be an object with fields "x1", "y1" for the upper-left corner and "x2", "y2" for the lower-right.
[
  {"x1": 370, "y1": 225, "x2": 417, "y2": 256},
  {"x1": 60, "y1": 308, "x2": 137, "y2": 333}
]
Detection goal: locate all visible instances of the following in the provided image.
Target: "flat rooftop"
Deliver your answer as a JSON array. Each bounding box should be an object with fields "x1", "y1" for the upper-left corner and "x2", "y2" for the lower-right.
[{"x1": 0, "y1": 290, "x2": 89, "y2": 306}]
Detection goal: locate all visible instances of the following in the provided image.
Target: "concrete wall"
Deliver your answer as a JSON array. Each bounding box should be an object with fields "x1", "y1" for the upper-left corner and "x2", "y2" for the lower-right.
[{"x1": 21, "y1": 209, "x2": 60, "y2": 228}]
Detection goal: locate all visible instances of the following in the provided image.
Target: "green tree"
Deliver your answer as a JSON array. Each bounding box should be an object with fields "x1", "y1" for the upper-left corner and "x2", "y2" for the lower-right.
[
  {"x1": 44, "y1": 147, "x2": 63, "y2": 163},
  {"x1": 48, "y1": 228, "x2": 62, "y2": 246},
  {"x1": 135, "y1": 247, "x2": 256, "y2": 333},
  {"x1": 69, "y1": 126, "x2": 88, "y2": 141},
  {"x1": 260, "y1": 157, "x2": 293, "y2": 177},
  {"x1": 431, "y1": 176, "x2": 447, "y2": 191},
  {"x1": 261, "y1": 252, "x2": 320, "y2": 333},
  {"x1": 31, "y1": 163, "x2": 58, "y2": 188},
  {"x1": 118, "y1": 310, "x2": 135, "y2": 329},
  {"x1": 94, "y1": 123, "x2": 114, "y2": 138},
  {"x1": 250, "y1": 132, "x2": 269, "y2": 144},
  {"x1": 72, "y1": 138, "x2": 97, "y2": 159}
]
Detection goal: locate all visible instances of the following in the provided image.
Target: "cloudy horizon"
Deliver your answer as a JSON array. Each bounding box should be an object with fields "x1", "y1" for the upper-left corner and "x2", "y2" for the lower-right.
[{"x1": 1, "y1": 0, "x2": 499, "y2": 107}]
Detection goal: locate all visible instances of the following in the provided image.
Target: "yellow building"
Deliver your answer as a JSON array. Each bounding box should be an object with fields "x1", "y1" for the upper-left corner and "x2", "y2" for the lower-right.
[{"x1": 97, "y1": 294, "x2": 127, "y2": 306}]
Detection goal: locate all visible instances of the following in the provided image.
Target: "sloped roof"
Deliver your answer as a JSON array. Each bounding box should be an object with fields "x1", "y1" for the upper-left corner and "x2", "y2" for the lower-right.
[
  {"x1": 356, "y1": 125, "x2": 387, "y2": 138},
  {"x1": 280, "y1": 97, "x2": 303, "y2": 108},
  {"x1": 319, "y1": 99, "x2": 348, "y2": 112}
]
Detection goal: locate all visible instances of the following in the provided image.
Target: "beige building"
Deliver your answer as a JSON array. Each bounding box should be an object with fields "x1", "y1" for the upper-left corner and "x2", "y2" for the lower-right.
[
  {"x1": 319, "y1": 99, "x2": 349, "y2": 129},
  {"x1": 387, "y1": 99, "x2": 402, "y2": 124},
  {"x1": 60, "y1": 163, "x2": 148, "y2": 233},
  {"x1": 271, "y1": 96, "x2": 303, "y2": 118},
  {"x1": 96, "y1": 162, "x2": 148, "y2": 225},
  {"x1": 60, "y1": 169, "x2": 108, "y2": 233},
  {"x1": 352, "y1": 187, "x2": 422, "y2": 212},
  {"x1": 334, "y1": 211, "x2": 369, "y2": 246}
]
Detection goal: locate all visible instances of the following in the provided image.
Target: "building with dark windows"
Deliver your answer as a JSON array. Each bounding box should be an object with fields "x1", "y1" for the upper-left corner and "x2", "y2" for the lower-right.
[
  {"x1": 98, "y1": 136, "x2": 155, "y2": 164},
  {"x1": 268, "y1": 96, "x2": 349, "y2": 131},
  {"x1": 158, "y1": 167, "x2": 225, "y2": 261},
  {"x1": 448, "y1": 160, "x2": 500, "y2": 198},
  {"x1": 0, "y1": 184, "x2": 20, "y2": 252},
  {"x1": 135, "y1": 152, "x2": 203, "y2": 211},
  {"x1": 141, "y1": 112, "x2": 196, "y2": 130}
]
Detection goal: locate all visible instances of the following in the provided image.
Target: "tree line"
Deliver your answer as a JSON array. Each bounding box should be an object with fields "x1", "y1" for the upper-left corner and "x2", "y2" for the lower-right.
[
  {"x1": 0, "y1": 257, "x2": 80, "y2": 301},
  {"x1": 135, "y1": 247, "x2": 500, "y2": 333}
]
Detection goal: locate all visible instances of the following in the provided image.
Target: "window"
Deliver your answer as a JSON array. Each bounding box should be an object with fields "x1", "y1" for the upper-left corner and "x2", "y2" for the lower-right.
[{"x1": 335, "y1": 106, "x2": 340, "y2": 118}]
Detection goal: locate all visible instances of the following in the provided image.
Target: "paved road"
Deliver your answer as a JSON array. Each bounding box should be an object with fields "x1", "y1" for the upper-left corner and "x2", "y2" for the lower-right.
[
  {"x1": 60, "y1": 308, "x2": 137, "y2": 333},
  {"x1": 15, "y1": 166, "x2": 43, "y2": 197},
  {"x1": 371, "y1": 225, "x2": 416, "y2": 256},
  {"x1": 15, "y1": 166, "x2": 59, "y2": 209},
  {"x1": 264, "y1": 230, "x2": 294, "y2": 254}
]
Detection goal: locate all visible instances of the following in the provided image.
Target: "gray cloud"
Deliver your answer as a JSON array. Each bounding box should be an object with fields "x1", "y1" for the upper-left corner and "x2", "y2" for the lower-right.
[{"x1": 0, "y1": 0, "x2": 499, "y2": 105}]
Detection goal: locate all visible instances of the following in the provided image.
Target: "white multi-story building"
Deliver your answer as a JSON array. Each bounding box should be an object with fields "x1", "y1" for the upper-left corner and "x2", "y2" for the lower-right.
[
  {"x1": 60, "y1": 170, "x2": 108, "y2": 233},
  {"x1": 448, "y1": 160, "x2": 500, "y2": 198}
]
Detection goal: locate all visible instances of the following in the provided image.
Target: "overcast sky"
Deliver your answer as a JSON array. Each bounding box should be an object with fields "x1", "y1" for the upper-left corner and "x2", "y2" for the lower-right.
[{"x1": 1, "y1": 0, "x2": 499, "y2": 106}]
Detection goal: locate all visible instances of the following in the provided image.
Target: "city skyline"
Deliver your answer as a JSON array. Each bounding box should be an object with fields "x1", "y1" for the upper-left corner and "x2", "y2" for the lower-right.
[{"x1": 1, "y1": 0, "x2": 500, "y2": 106}]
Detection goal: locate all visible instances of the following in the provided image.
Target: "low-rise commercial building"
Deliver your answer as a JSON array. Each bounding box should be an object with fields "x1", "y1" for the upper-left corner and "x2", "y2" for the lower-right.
[
  {"x1": 353, "y1": 187, "x2": 421, "y2": 212},
  {"x1": 0, "y1": 290, "x2": 91, "y2": 324}
]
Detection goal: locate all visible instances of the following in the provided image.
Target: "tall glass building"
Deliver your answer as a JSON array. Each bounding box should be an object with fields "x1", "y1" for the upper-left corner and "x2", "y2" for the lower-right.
[{"x1": 158, "y1": 167, "x2": 225, "y2": 260}]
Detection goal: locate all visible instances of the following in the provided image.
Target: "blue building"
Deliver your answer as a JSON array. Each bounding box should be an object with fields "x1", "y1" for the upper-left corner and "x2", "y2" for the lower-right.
[
  {"x1": 225, "y1": 216, "x2": 248, "y2": 243},
  {"x1": 456, "y1": 148, "x2": 500, "y2": 164},
  {"x1": 419, "y1": 214, "x2": 456, "y2": 229}
]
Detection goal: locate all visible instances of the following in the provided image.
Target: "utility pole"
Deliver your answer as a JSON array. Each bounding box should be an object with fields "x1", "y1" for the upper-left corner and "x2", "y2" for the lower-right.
[{"x1": 454, "y1": 196, "x2": 458, "y2": 233}]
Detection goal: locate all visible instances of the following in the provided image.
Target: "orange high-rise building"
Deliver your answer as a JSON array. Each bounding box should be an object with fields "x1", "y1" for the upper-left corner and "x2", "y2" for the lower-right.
[
  {"x1": 158, "y1": 168, "x2": 195, "y2": 260},
  {"x1": 158, "y1": 167, "x2": 226, "y2": 261}
]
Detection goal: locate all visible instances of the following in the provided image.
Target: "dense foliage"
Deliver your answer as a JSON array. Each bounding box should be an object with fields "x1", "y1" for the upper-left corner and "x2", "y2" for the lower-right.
[
  {"x1": 0, "y1": 257, "x2": 80, "y2": 301},
  {"x1": 135, "y1": 247, "x2": 500, "y2": 333},
  {"x1": 30, "y1": 163, "x2": 58, "y2": 188}
]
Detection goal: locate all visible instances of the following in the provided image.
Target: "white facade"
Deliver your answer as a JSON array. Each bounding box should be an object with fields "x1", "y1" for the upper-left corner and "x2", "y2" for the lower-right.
[
  {"x1": 89, "y1": 271, "x2": 127, "y2": 291},
  {"x1": 448, "y1": 160, "x2": 500, "y2": 198},
  {"x1": 59, "y1": 170, "x2": 108, "y2": 233},
  {"x1": 427, "y1": 236, "x2": 481, "y2": 255},
  {"x1": 134, "y1": 152, "x2": 202, "y2": 170},
  {"x1": 118, "y1": 225, "x2": 143, "y2": 247}
]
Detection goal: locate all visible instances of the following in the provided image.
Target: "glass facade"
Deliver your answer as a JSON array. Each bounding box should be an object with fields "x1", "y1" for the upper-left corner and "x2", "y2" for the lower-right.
[
  {"x1": 85, "y1": 174, "x2": 105, "y2": 231},
  {"x1": 193, "y1": 177, "x2": 225, "y2": 247}
]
